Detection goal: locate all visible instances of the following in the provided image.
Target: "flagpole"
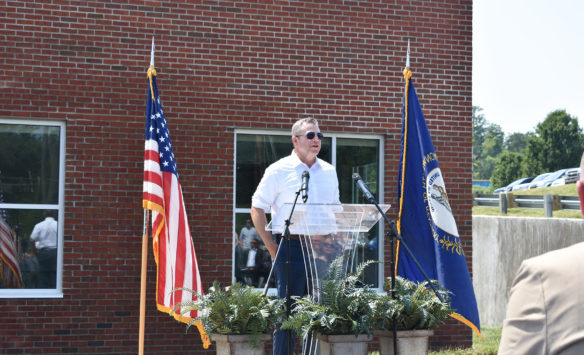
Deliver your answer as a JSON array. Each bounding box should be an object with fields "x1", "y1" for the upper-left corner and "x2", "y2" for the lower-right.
[
  {"x1": 138, "y1": 37, "x2": 156, "y2": 355},
  {"x1": 138, "y1": 210, "x2": 149, "y2": 355},
  {"x1": 405, "y1": 39, "x2": 410, "y2": 69}
]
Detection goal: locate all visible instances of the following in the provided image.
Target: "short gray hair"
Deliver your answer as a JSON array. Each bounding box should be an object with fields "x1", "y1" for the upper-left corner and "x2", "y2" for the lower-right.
[{"x1": 291, "y1": 117, "x2": 318, "y2": 136}]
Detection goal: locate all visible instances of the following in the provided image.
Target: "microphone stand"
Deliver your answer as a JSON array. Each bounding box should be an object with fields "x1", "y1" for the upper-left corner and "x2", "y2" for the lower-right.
[
  {"x1": 358, "y1": 190, "x2": 445, "y2": 355},
  {"x1": 262, "y1": 185, "x2": 304, "y2": 355}
]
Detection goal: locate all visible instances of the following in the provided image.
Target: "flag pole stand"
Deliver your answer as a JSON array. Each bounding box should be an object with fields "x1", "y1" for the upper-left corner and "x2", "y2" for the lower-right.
[{"x1": 138, "y1": 210, "x2": 150, "y2": 355}]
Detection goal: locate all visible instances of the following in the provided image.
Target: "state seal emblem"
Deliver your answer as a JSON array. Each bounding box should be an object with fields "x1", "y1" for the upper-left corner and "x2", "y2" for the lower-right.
[{"x1": 426, "y1": 168, "x2": 459, "y2": 236}]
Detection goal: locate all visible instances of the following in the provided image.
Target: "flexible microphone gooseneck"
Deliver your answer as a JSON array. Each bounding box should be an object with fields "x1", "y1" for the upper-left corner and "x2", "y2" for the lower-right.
[{"x1": 352, "y1": 173, "x2": 375, "y2": 202}]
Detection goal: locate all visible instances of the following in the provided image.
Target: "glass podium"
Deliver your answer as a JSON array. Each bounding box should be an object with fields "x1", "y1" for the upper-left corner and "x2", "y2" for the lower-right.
[{"x1": 266, "y1": 203, "x2": 390, "y2": 300}]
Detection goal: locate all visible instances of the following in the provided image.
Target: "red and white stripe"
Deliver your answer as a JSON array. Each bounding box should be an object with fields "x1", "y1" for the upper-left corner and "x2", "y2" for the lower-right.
[
  {"x1": 143, "y1": 138, "x2": 202, "y2": 321},
  {"x1": 0, "y1": 217, "x2": 22, "y2": 288}
]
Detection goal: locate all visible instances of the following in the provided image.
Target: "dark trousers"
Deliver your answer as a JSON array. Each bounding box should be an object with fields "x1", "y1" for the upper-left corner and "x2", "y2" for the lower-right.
[
  {"x1": 273, "y1": 238, "x2": 307, "y2": 355},
  {"x1": 37, "y1": 248, "x2": 57, "y2": 288}
]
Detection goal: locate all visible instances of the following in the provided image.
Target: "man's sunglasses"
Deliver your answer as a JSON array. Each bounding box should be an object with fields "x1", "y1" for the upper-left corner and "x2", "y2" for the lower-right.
[{"x1": 298, "y1": 131, "x2": 324, "y2": 140}]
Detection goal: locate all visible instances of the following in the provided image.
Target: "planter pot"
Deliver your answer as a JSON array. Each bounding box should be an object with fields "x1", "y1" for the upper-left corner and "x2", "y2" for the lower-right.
[
  {"x1": 212, "y1": 333, "x2": 271, "y2": 355},
  {"x1": 316, "y1": 334, "x2": 371, "y2": 355},
  {"x1": 373, "y1": 329, "x2": 434, "y2": 355}
]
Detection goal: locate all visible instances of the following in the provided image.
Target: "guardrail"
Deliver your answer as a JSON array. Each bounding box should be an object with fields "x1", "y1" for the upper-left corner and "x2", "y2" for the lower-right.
[{"x1": 473, "y1": 193, "x2": 581, "y2": 217}]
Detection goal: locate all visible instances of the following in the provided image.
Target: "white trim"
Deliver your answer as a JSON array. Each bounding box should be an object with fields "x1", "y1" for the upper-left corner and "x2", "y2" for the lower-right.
[
  {"x1": 0, "y1": 119, "x2": 66, "y2": 297},
  {"x1": 0, "y1": 204, "x2": 59, "y2": 210},
  {"x1": 0, "y1": 118, "x2": 66, "y2": 127},
  {"x1": 0, "y1": 290, "x2": 64, "y2": 299}
]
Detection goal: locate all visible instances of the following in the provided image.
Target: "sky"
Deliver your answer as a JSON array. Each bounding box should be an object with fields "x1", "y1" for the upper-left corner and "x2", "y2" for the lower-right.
[{"x1": 473, "y1": 0, "x2": 584, "y2": 134}]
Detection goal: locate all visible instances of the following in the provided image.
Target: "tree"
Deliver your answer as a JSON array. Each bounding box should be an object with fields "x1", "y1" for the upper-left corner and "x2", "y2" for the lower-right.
[
  {"x1": 525, "y1": 110, "x2": 584, "y2": 175},
  {"x1": 504, "y1": 132, "x2": 532, "y2": 153},
  {"x1": 491, "y1": 152, "x2": 526, "y2": 189},
  {"x1": 474, "y1": 156, "x2": 498, "y2": 181},
  {"x1": 472, "y1": 106, "x2": 487, "y2": 161},
  {"x1": 472, "y1": 106, "x2": 505, "y2": 179},
  {"x1": 481, "y1": 124, "x2": 504, "y2": 158}
]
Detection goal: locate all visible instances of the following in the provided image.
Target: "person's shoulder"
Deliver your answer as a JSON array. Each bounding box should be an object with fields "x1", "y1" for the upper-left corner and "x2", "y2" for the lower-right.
[
  {"x1": 523, "y1": 242, "x2": 584, "y2": 270},
  {"x1": 316, "y1": 158, "x2": 336, "y2": 171},
  {"x1": 264, "y1": 154, "x2": 295, "y2": 172}
]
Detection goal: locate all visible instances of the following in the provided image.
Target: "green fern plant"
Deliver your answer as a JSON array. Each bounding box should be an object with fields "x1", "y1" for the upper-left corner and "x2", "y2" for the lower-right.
[
  {"x1": 280, "y1": 256, "x2": 378, "y2": 339},
  {"x1": 171, "y1": 281, "x2": 285, "y2": 347},
  {"x1": 373, "y1": 276, "x2": 453, "y2": 331}
]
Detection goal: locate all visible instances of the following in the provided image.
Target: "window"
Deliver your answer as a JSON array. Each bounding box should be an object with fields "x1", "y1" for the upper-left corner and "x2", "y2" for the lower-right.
[
  {"x1": 0, "y1": 119, "x2": 65, "y2": 298},
  {"x1": 233, "y1": 130, "x2": 383, "y2": 288}
]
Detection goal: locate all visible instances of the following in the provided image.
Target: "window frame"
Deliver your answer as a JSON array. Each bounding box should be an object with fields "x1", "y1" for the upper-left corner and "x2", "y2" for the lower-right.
[
  {"x1": 233, "y1": 128, "x2": 385, "y2": 290},
  {"x1": 0, "y1": 118, "x2": 66, "y2": 299}
]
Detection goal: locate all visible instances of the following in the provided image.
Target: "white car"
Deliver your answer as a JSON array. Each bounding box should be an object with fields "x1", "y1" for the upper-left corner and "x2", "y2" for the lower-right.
[
  {"x1": 564, "y1": 167, "x2": 581, "y2": 184},
  {"x1": 551, "y1": 168, "x2": 579, "y2": 186},
  {"x1": 511, "y1": 177, "x2": 535, "y2": 191},
  {"x1": 528, "y1": 172, "x2": 552, "y2": 189},
  {"x1": 542, "y1": 168, "x2": 568, "y2": 187}
]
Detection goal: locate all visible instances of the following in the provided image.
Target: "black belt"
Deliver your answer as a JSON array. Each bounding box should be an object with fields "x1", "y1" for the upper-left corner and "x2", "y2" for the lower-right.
[{"x1": 280, "y1": 234, "x2": 301, "y2": 241}]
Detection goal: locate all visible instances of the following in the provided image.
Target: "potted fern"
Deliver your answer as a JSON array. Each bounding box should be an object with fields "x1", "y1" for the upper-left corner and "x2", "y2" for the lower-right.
[
  {"x1": 280, "y1": 257, "x2": 377, "y2": 355},
  {"x1": 372, "y1": 276, "x2": 453, "y2": 355},
  {"x1": 172, "y1": 281, "x2": 285, "y2": 354}
]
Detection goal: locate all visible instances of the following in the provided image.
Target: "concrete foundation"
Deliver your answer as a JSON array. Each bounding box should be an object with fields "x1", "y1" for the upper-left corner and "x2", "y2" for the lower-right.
[{"x1": 472, "y1": 216, "x2": 584, "y2": 326}]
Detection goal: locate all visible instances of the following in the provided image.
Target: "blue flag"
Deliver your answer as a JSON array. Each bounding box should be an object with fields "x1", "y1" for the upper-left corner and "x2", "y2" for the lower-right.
[{"x1": 396, "y1": 68, "x2": 480, "y2": 336}]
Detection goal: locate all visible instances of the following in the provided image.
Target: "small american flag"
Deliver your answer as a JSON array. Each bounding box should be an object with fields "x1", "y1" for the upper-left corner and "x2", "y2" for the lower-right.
[
  {"x1": 0, "y1": 216, "x2": 22, "y2": 288},
  {"x1": 142, "y1": 67, "x2": 208, "y2": 347}
]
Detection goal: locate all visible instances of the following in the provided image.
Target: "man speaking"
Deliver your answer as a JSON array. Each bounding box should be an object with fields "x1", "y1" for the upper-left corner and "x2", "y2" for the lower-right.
[{"x1": 251, "y1": 117, "x2": 340, "y2": 355}]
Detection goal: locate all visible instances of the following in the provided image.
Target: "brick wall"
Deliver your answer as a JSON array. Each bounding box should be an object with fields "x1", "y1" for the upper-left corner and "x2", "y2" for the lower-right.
[{"x1": 0, "y1": 1, "x2": 473, "y2": 353}]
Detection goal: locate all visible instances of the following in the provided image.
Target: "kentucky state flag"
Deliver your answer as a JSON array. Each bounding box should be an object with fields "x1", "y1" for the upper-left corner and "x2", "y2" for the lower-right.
[{"x1": 396, "y1": 68, "x2": 481, "y2": 336}]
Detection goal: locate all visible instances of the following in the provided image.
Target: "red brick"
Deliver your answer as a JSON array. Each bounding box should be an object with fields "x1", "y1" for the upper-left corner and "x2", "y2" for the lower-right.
[{"x1": 1, "y1": 1, "x2": 473, "y2": 353}]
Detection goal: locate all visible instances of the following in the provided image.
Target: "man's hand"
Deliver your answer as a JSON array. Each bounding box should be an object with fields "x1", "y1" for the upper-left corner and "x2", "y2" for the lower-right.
[{"x1": 251, "y1": 206, "x2": 278, "y2": 258}]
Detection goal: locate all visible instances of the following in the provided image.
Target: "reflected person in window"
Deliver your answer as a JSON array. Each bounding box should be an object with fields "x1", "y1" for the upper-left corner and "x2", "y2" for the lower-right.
[
  {"x1": 239, "y1": 219, "x2": 260, "y2": 251},
  {"x1": 251, "y1": 117, "x2": 340, "y2": 355},
  {"x1": 30, "y1": 210, "x2": 57, "y2": 289}
]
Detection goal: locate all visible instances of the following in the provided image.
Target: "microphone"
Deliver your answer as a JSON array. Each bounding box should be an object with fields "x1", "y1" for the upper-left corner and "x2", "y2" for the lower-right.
[
  {"x1": 301, "y1": 171, "x2": 310, "y2": 203},
  {"x1": 352, "y1": 173, "x2": 375, "y2": 202}
]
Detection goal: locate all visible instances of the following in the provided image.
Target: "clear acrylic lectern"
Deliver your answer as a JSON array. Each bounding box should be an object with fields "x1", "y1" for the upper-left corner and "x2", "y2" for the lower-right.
[{"x1": 266, "y1": 203, "x2": 390, "y2": 299}]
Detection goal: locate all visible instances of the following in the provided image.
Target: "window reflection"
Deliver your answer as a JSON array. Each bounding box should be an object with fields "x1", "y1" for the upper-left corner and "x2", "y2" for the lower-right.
[
  {"x1": 336, "y1": 138, "x2": 380, "y2": 284},
  {"x1": 234, "y1": 214, "x2": 274, "y2": 288},
  {"x1": 0, "y1": 209, "x2": 58, "y2": 289},
  {"x1": 0, "y1": 124, "x2": 60, "y2": 204}
]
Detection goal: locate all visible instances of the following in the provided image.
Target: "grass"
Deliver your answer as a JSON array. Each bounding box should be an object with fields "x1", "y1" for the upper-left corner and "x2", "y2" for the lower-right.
[
  {"x1": 366, "y1": 327, "x2": 502, "y2": 355},
  {"x1": 473, "y1": 183, "x2": 582, "y2": 219},
  {"x1": 428, "y1": 327, "x2": 502, "y2": 355},
  {"x1": 512, "y1": 183, "x2": 577, "y2": 196}
]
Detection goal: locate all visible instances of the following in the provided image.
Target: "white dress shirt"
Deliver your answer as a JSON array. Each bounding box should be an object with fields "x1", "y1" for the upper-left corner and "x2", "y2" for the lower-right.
[
  {"x1": 252, "y1": 150, "x2": 340, "y2": 231},
  {"x1": 239, "y1": 226, "x2": 259, "y2": 250},
  {"x1": 30, "y1": 217, "x2": 58, "y2": 249},
  {"x1": 246, "y1": 248, "x2": 257, "y2": 267}
]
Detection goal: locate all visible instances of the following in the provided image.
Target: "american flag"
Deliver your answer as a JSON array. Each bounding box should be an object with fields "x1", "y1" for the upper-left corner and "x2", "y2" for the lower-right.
[
  {"x1": 142, "y1": 67, "x2": 208, "y2": 347},
  {"x1": 0, "y1": 216, "x2": 22, "y2": 288}
]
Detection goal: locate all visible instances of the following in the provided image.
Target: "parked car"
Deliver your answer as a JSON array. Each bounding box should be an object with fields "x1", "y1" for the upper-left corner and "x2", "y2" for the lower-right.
[
  {"x1": 493, "y1": 186, "x2": 506, "y2": 194},
  {"x1": 527, "y1": 172, "x2": 552, "y2": 189},
  {"x1": 511, "y1": 176, "x2": 536, "y2": 191},
  {"x1": 542, "y1": 168, "x2": 568, "y2": 187},
  {"x1": 563, "y1": 167, "x2": 581, "y2": 184},
  {"x1": 550, "y1": 168, "x2": 578, "y2": 186},
  {"x1": 493, "y1": 177, "x2": 534, "y2": 194}
]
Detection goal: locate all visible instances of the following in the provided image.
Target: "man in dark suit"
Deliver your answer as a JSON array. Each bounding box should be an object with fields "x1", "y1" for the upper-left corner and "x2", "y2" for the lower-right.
[
  {"x1": 242, "y1": 239, "x2": 265, "y2": 287},
  {"x1": 499, "y1": 152, "x2": 584, "y2": 354}
]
